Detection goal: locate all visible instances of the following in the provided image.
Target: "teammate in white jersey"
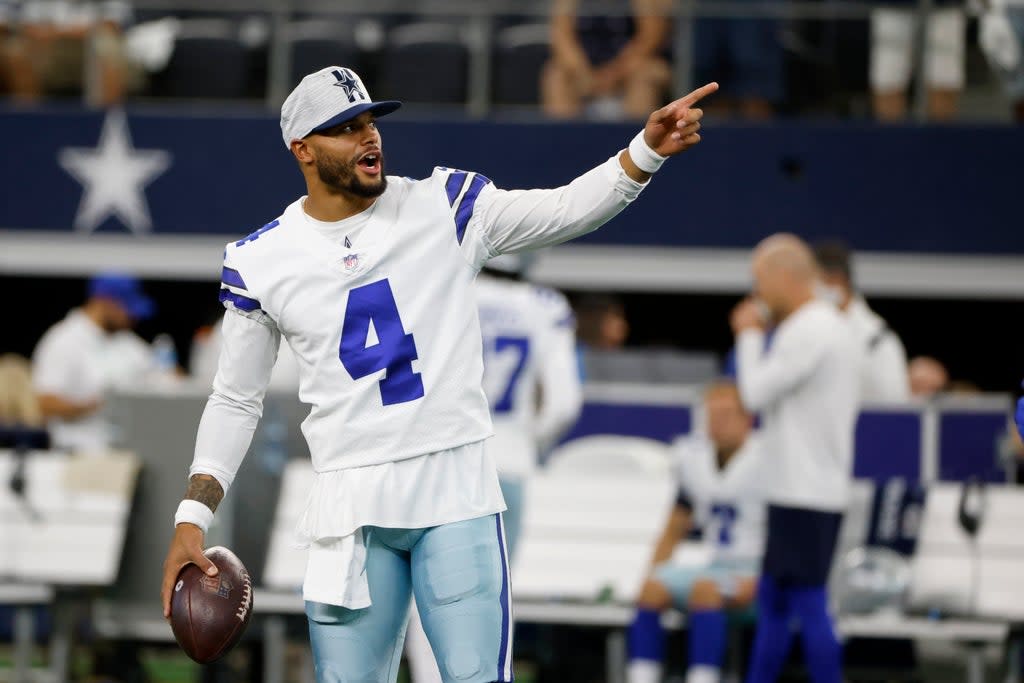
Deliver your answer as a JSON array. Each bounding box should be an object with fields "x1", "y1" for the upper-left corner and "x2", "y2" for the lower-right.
[
  {"x1": 405, "y1": 254, "x2": 583, "y2": 683},
  {"x1": 627, "y1": 382, "x2": 765, "y2": 683},
  {"x1": 474, "y1": 256, "x2": 583, "y2": 551},
  {"x1": 813, "y1": 240, "x2": 909, "y2": 403},
  {"x1": 731, "y1": 234, "x2": 859, "y2": 683},
  {"x1": 159, "y1": 66, "x2": 717, "y2": 683}
]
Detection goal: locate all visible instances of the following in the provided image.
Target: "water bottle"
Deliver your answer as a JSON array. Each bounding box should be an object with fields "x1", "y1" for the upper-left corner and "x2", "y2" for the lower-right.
[{"x1": 152, "y1": 334, "x2": 178, "y2": 375}]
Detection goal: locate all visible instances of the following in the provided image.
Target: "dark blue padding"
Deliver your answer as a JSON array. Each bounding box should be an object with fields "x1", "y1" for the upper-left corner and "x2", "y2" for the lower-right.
[
  {"x1": 939, "y1": 410, "x2": 1010, "y2": 482},
  {"x1": 559, "y1": 402, "x2": 692, "y2": 444},
  {"x1": 854, "y1": 410, "x2": 922, "y2": 482}
]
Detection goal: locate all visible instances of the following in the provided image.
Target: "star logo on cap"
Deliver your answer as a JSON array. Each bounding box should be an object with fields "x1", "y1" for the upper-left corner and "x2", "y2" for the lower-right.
[
  {"x1": 58, "y1": 110, "x2": 172, "y2": 235},
  {"x1": 331, "y1": 68, "x2": 367, "y2": 104}
]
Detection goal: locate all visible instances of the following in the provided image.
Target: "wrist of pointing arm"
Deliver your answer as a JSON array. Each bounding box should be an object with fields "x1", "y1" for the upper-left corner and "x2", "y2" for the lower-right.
[{"x1": 622, "y1": 130, "x2": 666, "y2": 181}]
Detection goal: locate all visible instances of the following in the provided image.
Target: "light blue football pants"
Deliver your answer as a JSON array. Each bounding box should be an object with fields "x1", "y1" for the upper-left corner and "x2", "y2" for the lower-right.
[{"x1": 306, "y1": 514, "x2": 513, "y2": 683}]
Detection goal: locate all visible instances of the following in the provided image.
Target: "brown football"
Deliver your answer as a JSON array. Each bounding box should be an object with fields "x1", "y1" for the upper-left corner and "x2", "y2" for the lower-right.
[{"x1": 170, "y1": 546, "x2": 253, "y2": 664}]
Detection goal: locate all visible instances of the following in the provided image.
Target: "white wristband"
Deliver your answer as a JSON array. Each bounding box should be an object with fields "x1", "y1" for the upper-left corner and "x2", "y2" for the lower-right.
[
  {"x1": 175, "y1": 499, "x2": 214, "y2": 534},
  {"x1": 628, "y1": 130, "x2": 667, "y2": 174}
]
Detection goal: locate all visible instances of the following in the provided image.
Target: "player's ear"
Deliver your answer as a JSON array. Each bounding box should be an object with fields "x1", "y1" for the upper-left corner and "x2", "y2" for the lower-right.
[{"x1": 290, "y1": 138, "x2": 314, "y2": 165}]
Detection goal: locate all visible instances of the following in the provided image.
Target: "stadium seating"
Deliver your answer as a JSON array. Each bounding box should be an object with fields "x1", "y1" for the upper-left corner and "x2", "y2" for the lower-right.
[
  {"x1": 263, "y1": 458, "x2": 315, "y2": 592},
  {"x1": 492, "y1": 22, "x2": 549, "y2": 106},
  {"x1": 284, "y1": 20, "x2": 363, "y2": 90},
  {"x1": 514, "y1": 440, "x2": 675, "y2": 602},
  {"x1": 839, "y1": 481, "x2": 1024, "y2": 683},
  {"x1": 543, "y1": 434, "x2": 673, "y2": 477},
  {"x1": 158, "y1": 19, "x2": 252, "y2": 99},
  {"x1": 0, "y1": 449, "x2": 141, "y2": 682},
  {"x1": 908, "y1": 483, "x2": 1024, "y2": 621},
  {"x1": 377, "y1": 22, "x2": 470, "y2": 104}
]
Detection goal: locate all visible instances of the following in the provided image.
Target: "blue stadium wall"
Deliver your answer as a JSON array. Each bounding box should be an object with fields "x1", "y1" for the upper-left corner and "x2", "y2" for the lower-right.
[{"x1": 2, "y1": 108, "x2": 1022, "y2": 254}]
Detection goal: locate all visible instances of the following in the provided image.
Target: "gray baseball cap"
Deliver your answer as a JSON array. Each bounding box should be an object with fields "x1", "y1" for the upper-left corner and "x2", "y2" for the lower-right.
[{"x1": 280, "y1": 66, "x2": 401, "y2": 149}]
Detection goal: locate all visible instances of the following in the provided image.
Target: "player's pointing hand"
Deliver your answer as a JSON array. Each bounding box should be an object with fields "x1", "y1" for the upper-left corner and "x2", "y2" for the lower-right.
[{"x1": 645, "y1": 82, "x2": 718, "y2": 157}]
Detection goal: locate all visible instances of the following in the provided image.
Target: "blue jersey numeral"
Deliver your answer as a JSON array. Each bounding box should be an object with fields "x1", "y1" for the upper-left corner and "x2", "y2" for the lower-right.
[
  {"x1": 489, "y1": 336, "x2": 530, "y2": 414},
  {"x1": 340, "y1": 279, "x2": 425, "y2": 406},
  {"x1": 710, "y1": 503, "x2": 738, "y2": 546}
]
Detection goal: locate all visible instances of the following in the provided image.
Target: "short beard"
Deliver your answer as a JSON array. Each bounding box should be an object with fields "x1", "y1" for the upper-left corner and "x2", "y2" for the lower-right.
[{"x1": 315, "y1": 153, "x2": 387, "y2": 199}]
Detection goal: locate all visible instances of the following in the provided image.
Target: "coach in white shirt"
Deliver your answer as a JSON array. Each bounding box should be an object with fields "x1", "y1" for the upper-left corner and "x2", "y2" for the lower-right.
[
  {"x1": 730, "y1": 234, "x2": 859, "y2": 683},
  {"x1": 32, "y1": 273, "x2": 155, "y2": 452},
  {"x1": 814, "y1": 240, "x2": 909, "y2": 403}
]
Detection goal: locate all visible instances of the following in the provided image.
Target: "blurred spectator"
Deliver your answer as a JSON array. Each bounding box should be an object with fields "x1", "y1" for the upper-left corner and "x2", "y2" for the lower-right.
[
  {"x1": 814, "y1": 240, "x2": 910, "y2": 402},
  {"x1": 542, "y1": 0, "x2": 671, "y2": 120},
  {"x1": 693, "y1": 0, "x2": 783, "y2": 118},
  {"x1": 908, "y1": 355, "x2": 949, "y2": 397},
  {"x1": 980, "y1": 0, "x2": 1024, "y2": 122},
  {"x1": 0, "y1": 1, "x2": 14, "y2": 93},
  {"x1": 0, "y1": 353, "x2": 43, "y2": 427},
  {"x1": 870, "y1": 1, "x2": 965, "y2": 120},
  {"x1": 1, "y1": 0, "x2": 136, "y2": 106},
  {"x1": 31, "y1": 273, "x2": 155, "y2": 452},
  {"x1": 575, "y1": 292, "x2": 629, "y2": 349}
]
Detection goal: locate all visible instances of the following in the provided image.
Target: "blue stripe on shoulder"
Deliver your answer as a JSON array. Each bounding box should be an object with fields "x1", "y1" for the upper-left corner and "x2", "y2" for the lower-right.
[
  {"x1": 454, "y1": 174, "x2": 491, "y2": 245},
  {"x1": 236, "y1": 219, "x2": 280, "y2": 247},
  {"x1": 219, "y1": 288, "x2": 261, "y2": 312},
  {"x1": 445, "y1": 171, "x2": 468, "y2": 207},
  {"x1": 221, "y1": 266, "x2": 247, "y2": 290}
]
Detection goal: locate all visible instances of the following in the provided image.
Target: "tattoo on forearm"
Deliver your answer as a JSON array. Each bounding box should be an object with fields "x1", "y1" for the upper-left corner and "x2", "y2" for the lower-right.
[{"x1": 185, "y1": 474, "x2": 224, "y2": 513}]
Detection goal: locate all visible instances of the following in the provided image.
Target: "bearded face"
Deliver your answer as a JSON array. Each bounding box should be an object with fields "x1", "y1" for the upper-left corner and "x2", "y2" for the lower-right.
[{"x1": 314, "y1": 146, "x2": 387, "y2": 199}]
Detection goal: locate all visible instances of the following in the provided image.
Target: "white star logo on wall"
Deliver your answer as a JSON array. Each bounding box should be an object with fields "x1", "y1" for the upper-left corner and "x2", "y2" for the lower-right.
[{"x1": 58, "y1": 110, "x2": 171, "y2": 234}]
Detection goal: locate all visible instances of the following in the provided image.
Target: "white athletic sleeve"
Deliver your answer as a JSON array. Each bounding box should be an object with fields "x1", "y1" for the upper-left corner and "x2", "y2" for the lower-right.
[
  {"x1": 460, "y1": 154, "x2": 647, "y2": 268},
  {"x1": 188, "y1": 308, "x2": 280, "y2": 494},
  {"x1": 736, "y1": 322, "x2": 828, "y2": 413},
  {"x1": 31, "y1": 327, "x2": 78, "y2": 396},
  {"x1": 863, "y1": 332, "x2": 910, "y2": 402},
  {"x1": 534, "y1": 304, "x2": 583, "y2": 450}
]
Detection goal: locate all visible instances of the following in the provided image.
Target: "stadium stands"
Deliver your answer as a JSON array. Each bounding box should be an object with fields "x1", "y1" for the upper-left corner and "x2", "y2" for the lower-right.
[
  {"x1": 377, "y1": 22, "x2": 470, "y2": 105},
  {"x1": 157, "y1": 19, "x2": 253, "y2": 100},
  {"x1": 284, "y1": 20, "x2": 363, "y2": 90}
]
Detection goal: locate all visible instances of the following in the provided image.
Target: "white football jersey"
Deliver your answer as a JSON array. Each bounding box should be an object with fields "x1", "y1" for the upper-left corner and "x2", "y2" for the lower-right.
[
  {"x1": 476, "y1": 274, "x2": 582, "y2": 479},
  {"x1": 189, "y1": 155, "x2": 645, "y2": 496},
  {"x1": 673, "y1": 435, "x2": 766, "y2": 564}
]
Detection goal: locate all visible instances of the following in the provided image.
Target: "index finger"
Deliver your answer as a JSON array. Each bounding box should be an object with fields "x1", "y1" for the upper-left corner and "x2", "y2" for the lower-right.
[{"x1": 678, "y1": 82, "x2": 719, "y2": 108}]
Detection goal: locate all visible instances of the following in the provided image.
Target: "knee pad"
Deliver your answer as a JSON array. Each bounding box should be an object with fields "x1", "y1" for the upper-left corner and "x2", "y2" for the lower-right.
[{"x1": 438, "y1": 648, "x2": 486, "y2": 682}]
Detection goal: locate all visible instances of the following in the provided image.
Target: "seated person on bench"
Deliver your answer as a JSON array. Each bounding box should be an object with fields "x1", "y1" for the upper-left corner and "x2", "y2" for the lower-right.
[{"x1": 627, "y1": 380, "x2": 767, "y2": 683}]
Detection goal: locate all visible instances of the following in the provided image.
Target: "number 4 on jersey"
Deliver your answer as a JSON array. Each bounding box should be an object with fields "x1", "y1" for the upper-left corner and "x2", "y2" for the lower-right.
[{"x1": 340, "y1": 279, "x2": 425, "y2": 406}]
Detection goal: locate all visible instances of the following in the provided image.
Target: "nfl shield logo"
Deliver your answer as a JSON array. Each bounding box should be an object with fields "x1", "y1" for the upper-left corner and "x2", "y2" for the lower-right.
[
  {"x1": 201, "y1": 574, "x2": 234, "y2": 600},
  {"x1": 344, "y1": 253, "x2": 360, "y2": 270}
]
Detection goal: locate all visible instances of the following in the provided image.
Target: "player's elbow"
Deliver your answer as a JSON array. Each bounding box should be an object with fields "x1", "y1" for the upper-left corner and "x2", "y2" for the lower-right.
[{"x1": 207, "y1": 389, "x2": 264, "y2": 421}]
